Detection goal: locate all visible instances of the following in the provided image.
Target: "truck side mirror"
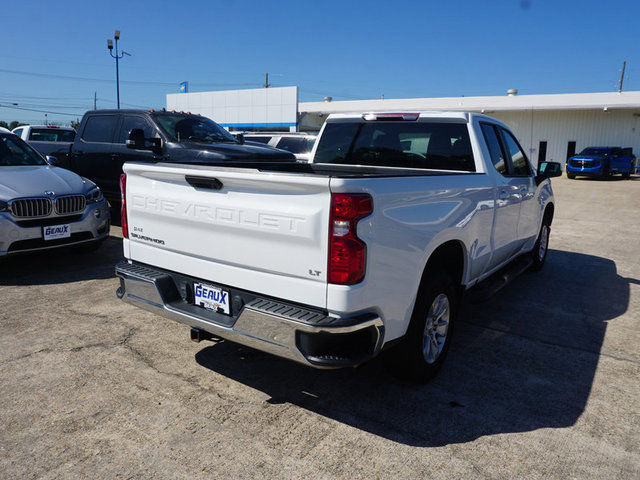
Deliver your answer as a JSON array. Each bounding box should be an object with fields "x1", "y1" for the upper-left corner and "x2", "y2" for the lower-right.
[
  {"x1": 126, "y1": 129, "x2": 146, "y2": 150},
  {"x1": 535, "y1": 161, "x2": 562, "y2": 185}
]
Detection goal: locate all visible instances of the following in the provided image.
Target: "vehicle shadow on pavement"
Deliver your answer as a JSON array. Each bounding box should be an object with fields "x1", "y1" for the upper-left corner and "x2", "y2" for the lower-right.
[
  {"x1": 571, "y1": 175, "x2": 638, "y2": 181},
  {"x1": 0, "y1": 236, "x2": 123, "y2": 286},
  {"x1": 195, "y1": 249, "x2": 633, "y2": 446}
]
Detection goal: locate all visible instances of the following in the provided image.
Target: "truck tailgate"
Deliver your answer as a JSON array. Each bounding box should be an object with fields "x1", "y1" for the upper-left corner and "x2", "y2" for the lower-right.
[{"x1": 122, "y1": 162, "x2": 331, "y2": 308}]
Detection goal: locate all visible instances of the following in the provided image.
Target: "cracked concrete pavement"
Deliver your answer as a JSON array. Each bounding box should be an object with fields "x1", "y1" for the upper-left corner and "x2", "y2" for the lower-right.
[{"x1": 0, "y1": 175, "x2": 639, "y2": 479}]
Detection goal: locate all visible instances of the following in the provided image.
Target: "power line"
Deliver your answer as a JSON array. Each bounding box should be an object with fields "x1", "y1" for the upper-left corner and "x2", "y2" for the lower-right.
[
  {"x1": 0, "y1": 68, "x2": 262, "y2": 89},
  {"x1": 0, "y1": 93, "x2": 93, "y2": 102},
  {"x1": 298, "y1": 88, "x2": 370, "y2": 100},
  {"x1": 0, "y1": 104, "x2": 84, "y2": 117}
]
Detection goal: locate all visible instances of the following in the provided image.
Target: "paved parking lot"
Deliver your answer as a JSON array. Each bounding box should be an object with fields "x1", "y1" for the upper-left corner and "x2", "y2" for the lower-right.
[{"x1": 1, "y1": 175, "x2": 639, "y2": 479}]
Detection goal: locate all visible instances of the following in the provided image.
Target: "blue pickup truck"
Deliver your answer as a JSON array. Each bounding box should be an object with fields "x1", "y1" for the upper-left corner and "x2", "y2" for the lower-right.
[{"x1": 566, "y1": 146, "x2": 635, "y2": 179}]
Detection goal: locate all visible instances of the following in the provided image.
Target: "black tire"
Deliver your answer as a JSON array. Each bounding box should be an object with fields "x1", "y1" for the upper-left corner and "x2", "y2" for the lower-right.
[
  {"x1": 622, "y1": 170, "x2": 631, "y2": 179},
  {"x1": 387, "y1": 271, "x2": 457, "y2": 383},
  {"x1": 530, "y1": 221, "x2": 550, "y2": 272},
  {"x1": 566, "y1": 172, "x2": 576, "y2": 179},
  {"x1": 601, "y1": 166, "x2": 610, "y2": 179}
]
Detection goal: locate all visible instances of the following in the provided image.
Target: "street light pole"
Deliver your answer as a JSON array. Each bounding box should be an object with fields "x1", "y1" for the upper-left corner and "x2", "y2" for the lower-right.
[{"x1": 107, "y1": 30, "x2": 131, "y2": 109}]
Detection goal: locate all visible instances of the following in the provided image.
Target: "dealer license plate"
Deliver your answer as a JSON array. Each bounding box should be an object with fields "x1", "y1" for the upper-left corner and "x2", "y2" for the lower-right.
[
  {"x1": 193, "y1": 282, "x2": 230, "y2": 315},
  {"x1": 43, "y1": 224, "x2": 71, "y2": 241}
]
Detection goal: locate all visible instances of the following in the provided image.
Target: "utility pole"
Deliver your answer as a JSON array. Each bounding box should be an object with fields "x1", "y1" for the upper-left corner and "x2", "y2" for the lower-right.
[
  {"x1": 265, "y1": 73, "x2": 270, "y2": 88},
  {"x1": 107, "y1": 30, "x2": 131, "y2": 109},
  {"x1": 94, "y1": 92, "x2": 97, "y2": 110},
  {"x1": 619, "y1": 61, "x2": 626, "y2": 93}
]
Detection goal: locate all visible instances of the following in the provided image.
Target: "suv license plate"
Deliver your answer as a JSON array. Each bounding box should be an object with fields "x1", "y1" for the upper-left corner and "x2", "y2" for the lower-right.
[
  {"x1": 194, "y1": 282, "x2": 230, "y2": 315},
  {"x1": 43, "y1": 224, "x2": 71, "y2": 241}
]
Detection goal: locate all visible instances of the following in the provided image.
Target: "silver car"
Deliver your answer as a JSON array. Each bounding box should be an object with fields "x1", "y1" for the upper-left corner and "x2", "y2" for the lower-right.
[{"x1": 0, "y1": 131, "x2": 110, "y2": 256}]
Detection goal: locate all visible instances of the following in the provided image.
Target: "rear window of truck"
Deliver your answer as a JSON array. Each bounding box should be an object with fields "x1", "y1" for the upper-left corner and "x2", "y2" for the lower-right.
[
  {"x1": 314, "y1": 122, "x2": 475, "y2": 171},
  {"x1": 29, "y1": 128, "x2": 75, "y2": 142}
]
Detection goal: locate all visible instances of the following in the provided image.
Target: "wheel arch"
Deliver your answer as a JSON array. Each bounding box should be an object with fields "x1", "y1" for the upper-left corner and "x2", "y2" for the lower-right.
[
  {"x1": 543, "y1": 201, "x2": 554, "y2": 227},
  {"x1": 421, "y1": 240, "x2": 466, "y2": 291}
]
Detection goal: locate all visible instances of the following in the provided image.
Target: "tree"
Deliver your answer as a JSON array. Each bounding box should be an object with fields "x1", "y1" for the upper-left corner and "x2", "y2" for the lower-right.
[
  {"x1": 8, "y1": 121, "x2": 25, "y2": 130},
  {"x1": 0, "y1": 121, "x2": 9, "y2": 130}
]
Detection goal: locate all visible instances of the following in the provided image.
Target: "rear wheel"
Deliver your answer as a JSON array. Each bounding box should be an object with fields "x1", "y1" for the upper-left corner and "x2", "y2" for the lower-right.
[
  {"x1": 388, "y1": 271, "x2": 457, "y2": 383},
  {"x1": 566, "y1": 172, "x2": 576, "y2": 179}
]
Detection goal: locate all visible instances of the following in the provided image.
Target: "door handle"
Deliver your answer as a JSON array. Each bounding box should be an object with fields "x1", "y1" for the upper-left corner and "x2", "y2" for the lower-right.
[
  {"x1": 186, "y1": 176, "x2": 223, "y2": 190},
  {"x1": 112, "y1": 153, "x2": 121, "y2": 160}
]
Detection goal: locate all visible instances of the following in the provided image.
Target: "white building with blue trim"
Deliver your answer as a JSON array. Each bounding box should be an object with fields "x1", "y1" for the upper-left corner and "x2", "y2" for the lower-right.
[{"x1": 168, "y1": 88, "x2": 640, "y2": 167}]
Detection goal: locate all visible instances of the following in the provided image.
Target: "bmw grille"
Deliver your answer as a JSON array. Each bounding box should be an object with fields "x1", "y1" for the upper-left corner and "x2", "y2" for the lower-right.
[
  {"x1": 9, "y1": 198, "x2": 52, "y2": 218},
  {"x1": 55, "y1": 195, "x2": 86, "y2": 215}
]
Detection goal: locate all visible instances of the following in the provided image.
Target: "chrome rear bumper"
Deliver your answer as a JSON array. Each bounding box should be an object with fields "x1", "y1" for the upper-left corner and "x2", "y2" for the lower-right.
[{"x1": 115, "y1": 261, "x2": 384, "y2": 368}]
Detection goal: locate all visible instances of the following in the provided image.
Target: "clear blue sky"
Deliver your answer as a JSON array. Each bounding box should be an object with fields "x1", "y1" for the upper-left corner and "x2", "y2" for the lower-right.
[{"x1": 2, "y1": 0, "x2": 639, "y2": 126}]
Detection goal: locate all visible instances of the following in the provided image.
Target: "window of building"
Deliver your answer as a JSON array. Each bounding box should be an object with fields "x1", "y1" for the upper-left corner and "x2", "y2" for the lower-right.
[{"x1": 538, "y1": 141, "x2": 547, "y2": 164}]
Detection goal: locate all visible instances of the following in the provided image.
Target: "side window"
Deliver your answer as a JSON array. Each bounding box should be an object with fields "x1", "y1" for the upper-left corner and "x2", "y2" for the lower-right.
[
  {"x1": 276, "y1": 137, "x2": 308, "y2": 153},
  {"x1": 305, "y1": 137, "x2": 317, "y2": 152},
  {"x1": 481, "y1": 123, "x2": 507, "y2": 175},
  {"x1": 118, "y1": 116, "x2": 155, "y2": 143},
  {"x1": 81, "y1": 115, "x2": 118, "y2": 143},
  {"x1": 60, "y1": 130, "x2": 76, "y2": 142},
  {"x1": 247, "y1": 136, "x2": 271, "y2": 144},
  {"x1": 500, "y1": 129, "x2": 531, "y2": 176},
  {"x1": 13, "y1": 127, "x2": 24, "y2": 138}
]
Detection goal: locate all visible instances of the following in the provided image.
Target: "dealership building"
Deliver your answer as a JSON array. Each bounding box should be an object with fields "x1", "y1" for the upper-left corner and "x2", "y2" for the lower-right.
[{"x1": 167, "y1": 87, "x2": 640, "y2": 167}]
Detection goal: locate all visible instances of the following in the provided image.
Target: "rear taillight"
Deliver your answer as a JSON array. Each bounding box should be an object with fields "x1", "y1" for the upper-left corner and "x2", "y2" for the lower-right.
[
  {"x1": 120, "y1": 173, "x2": 128, "y2": 238},
  {"x1": 328, "y1": 193, "x2": 373, "y2": 285}
]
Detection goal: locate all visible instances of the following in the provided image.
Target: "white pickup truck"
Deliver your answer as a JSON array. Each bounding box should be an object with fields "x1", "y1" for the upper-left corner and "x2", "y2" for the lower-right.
[{"x1": 115, "y1": 111, "x2": 561, "y2": 382}]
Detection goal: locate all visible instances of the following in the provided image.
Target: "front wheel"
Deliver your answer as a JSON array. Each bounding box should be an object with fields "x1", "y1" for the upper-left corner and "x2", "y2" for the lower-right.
[
  {"x1": 530, "y1": 221, "x2": 550, "y2": 271},
  {"x1": 387, "y1": 271, "x2": 457, "y2": 383},
  {"x1": 566, "y1": 172, "x2": 576, "y2": 179}
]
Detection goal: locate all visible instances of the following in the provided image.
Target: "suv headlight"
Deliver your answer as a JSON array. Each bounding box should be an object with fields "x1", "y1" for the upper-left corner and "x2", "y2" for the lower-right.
[{"x1": 85, "y1": 186, "x2": 104, "y2": 204}]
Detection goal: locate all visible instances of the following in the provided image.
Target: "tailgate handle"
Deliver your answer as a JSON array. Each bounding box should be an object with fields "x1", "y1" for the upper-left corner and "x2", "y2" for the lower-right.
[{"x1": 185, "y1": 176, "x2": 223, "y2": 190}]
